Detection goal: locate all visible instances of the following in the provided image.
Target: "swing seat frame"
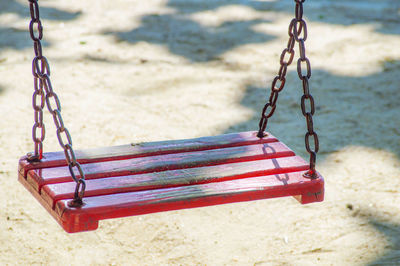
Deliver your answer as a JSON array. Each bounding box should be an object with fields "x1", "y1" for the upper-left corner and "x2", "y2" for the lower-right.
[{"x1": 19, "y1": 131, "x2": 324, "y2": 233}]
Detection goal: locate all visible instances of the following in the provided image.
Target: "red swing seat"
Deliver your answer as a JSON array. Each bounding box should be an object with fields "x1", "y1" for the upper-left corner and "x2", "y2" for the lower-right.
[{"x1": 19, "y1": 131, "x2": 324, "y2": 233}]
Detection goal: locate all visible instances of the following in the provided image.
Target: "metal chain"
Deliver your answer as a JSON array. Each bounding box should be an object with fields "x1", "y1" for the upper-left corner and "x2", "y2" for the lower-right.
[
  {"x1": 258, "y1": 0, "x2": 319, "y2": 178},
  {"x1": 293, "y1": 0, "x2": 319, "y2": 178},
  {"x1": 27, "y1": 0, "x2": 86, "y2": 206},
  {"x1": 27, "y1": 0, "x2": 45, "y2": 161},
  {"x1": 257, "y1": 16, "x2": 296, "y2": 138}
]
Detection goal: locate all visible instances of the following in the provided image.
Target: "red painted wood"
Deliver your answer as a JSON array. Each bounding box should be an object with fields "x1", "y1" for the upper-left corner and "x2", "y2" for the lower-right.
[
  {"x1": 27, "y1": 141, "x2": 293, "y2": 191},
  {"x1": 18, "y1": 131, "x2": 324, "y2": 233},
  {"x1": 40, "y1": 156, "x2": 308, "y2": 208},
  {"x1": 55, "y1": 171, "x2": 323, "y2": 233},
  {"x1": 19, "y1": 131, "x2": 277, "y2": 177}
]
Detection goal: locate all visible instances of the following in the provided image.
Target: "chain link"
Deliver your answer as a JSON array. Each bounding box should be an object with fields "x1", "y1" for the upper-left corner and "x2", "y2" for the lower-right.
[
  {"x1": 257, "y1": 18, "x2": 296, "y2": 138},
  {"x1": 30, "y1": 77, "x2": 45, "y2": 159},
  {"x1": 258, "y1": 0, "x2": 319, "y2": 178},
  {"x1": 27, "y1": 0, "x2": 86, "y2": 205},
  {"x1": 294, "y1": 0, "x2": 319, "y2": 178}
]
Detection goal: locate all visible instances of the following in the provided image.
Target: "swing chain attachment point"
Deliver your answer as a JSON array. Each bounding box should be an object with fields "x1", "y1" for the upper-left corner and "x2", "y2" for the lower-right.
[
  {"x1": 28, "y1": 0, "x2": 86, "y2": 205},
  {"x1": 257, "y1": 0, "x2": 319, "y2": 179}
]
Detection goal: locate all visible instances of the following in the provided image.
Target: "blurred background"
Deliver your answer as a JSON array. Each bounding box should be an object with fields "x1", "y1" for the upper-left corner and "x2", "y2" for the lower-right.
[{"x1": 1, "y1": 0, "x2": 399, "y2": 265}]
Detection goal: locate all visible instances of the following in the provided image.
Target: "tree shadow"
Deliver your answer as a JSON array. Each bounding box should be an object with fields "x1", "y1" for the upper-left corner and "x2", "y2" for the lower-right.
[
  {"x1": 166, "y1": 0, "x2": 282, "y2": 14},
  {"x1": 0, "y1": 0, "x2": 81, "y2": 20},
  {"x1": 0, "y1": 0, "x2": 81, "y2": 50},
  {"x1": 167, "y1": 0, "x2": 400, "y2": 35},
  {"x1": 0, "y1": 25, "x2": 48, "y2": 50},
  {"x1": 102, "y1": 0, "x2": 399, "y2": 63},
  {"x1": 303, "y1": 0, "x2": 400, "y2": 35},
  {"x1": 223, "y1": 61, "x2": 400, "y2": 263},
  {"x1": 368, "y1": 219, "x2": 400, "y2": 265},
  {"x1": 223, "y1": 60, "x2": 400, "y2": 159},
  {"x1": 168, "y1": 0, "x2": 400, "y2": 36},
  {"x1": 345, "y1": 208, "x2": 400, "y2": 265},
  {"x1": 105, "y1": 14, "x2": 274, "y2": 62}
]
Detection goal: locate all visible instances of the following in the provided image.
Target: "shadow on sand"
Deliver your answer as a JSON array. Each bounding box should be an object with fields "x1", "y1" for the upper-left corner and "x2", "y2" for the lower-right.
[
  {"x1": 105, "y1": 14, "x2": 275, "y2": 62},
  {"x1": 368, "y1": 218, "x2": 400, "y2": 265},
  {"x1": 345, "y1": 208, "x2": 400, "y2": 265},
  {"x1": 167, "y1": 0, "x2": 400, "y2": 35},
  {"x1": 223, "y1": 60, "x2": 400, "y2": 160},
  {"x1": 0, "y1": 0, "x2": 81, "y2": 50}
]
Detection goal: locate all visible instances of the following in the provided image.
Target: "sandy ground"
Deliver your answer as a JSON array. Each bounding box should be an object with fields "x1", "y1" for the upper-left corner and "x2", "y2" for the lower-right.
[{"x1": 1, "y1": 0, "x2": 400, "y2": 265}]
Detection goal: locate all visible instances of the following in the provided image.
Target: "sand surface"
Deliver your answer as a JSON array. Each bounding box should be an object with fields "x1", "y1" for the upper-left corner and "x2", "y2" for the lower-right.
[{"x1": 1, "y1": 0, "x2": 400, "y2": 265}]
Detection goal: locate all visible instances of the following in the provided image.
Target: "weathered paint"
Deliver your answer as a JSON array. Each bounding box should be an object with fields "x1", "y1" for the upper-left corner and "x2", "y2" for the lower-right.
[{"x1": 18, "y1": 131, "x2": 324, "y2": 233}]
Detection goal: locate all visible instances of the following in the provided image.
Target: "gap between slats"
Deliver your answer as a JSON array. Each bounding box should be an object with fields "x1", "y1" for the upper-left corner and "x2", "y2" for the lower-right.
[
  {"x1": 20, "y1": 131, "x2": 278, "y2": 177},
  {"x1": 28, "y1": 141, "x2": 295, "y2": 192},
  {"x1": 42, "y1": 155, "x2": 309, "y2": 209},
  {"x1": 54, "y1": 171, "x2": 323, "y2": 226}
]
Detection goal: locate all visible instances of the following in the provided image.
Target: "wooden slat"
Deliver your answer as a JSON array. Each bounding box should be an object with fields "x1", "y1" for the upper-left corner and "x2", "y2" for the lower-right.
[
  {"x1": 19, "y1": 131, "x2": 277, "y2": 176},
  {"x1": 40, "y1": 155, "x2": 308, "y2": 208},
  {"x1": 53, "y1": 171, "x2": 324, "y2": 233},
  {"x1": 27, "y1": 141, "x2": 293, "y2": 191}
]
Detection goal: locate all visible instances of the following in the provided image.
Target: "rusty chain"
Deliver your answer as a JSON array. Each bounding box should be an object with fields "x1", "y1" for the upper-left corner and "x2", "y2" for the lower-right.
[
  {"x1": 27, "y1": 0, "x2": 45, "y2": 161},
  {"x1": 294, "y1": 0, "x2": 319, "y2": 178},
  {"x1": 27, "y1": 0, "x2": 86, "y2": 206},
  {"x1": 257, "y1": 13, "x2": 298, "y2": 138},
  {"x1": 258, "y1": 0, "x2": 319, "y2": 178}
]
